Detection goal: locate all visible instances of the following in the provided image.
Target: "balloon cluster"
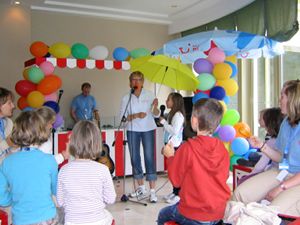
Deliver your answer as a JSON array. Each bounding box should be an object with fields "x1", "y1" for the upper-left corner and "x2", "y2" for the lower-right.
[
  {"x1": 30, "y1": 41, "x2": 151, "y2": 61},
  {"x1": 192, "y1": 46, "x2": 254, "y2": 170},
  {"x1": 16, "y1": 61, "x2": 64, "y2": 129}
]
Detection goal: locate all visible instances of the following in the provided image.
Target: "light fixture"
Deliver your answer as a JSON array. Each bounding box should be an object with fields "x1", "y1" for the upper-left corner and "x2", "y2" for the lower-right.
[{"x1": 11, "y1": 0, "x2": 21, "y2": 5}]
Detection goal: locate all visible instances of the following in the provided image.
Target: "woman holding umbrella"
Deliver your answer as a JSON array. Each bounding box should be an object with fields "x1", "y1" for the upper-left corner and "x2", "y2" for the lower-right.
[{"x1": 119, "y1": 71, "x2": 160, "y2": 203}]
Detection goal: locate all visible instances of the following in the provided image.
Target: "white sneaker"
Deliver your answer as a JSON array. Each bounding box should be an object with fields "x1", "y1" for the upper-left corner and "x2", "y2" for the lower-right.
[
  {"x1": 149, "y1": 190, "x2": 157, "y2": 203},
  {"x1": 163, "y1": 193, "x2": 175, "y2": 201},
  {"x1": 166, "y1": 195, "x2": 180, "y2": 204},
  {"x1": 129, "y1": 186, "x2": 147, "y2": 200}
]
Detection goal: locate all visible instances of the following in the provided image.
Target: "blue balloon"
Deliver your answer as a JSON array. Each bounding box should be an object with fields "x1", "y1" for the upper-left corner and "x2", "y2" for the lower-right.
[
  {"x1": 43, "y1": 101, "x2": 60, "y2": 113},
  {"x1": 113, "y1": 47, "x2": 129, "y2": 61},
  {"x1": 23, "y1": 107, "x2": 34, "y2": 112},
  {"x1": 209, "y1": 86, "x2": 226, "y2": 100},
  {"x1": 243, "y1": 148, "x2": 257, "y2": 160},
  {"x1": 223, "y1": 96, "x2": 230, "y2": 105},
  {"x1": 192, "y1": 92, "x2": 209, "y2": 104},
  {"x1": 231, "y1": 137, "x2": 250, "y2": 156},
  {"x1": 225, "y1": 61, "x2": 237, "y2": 78}
]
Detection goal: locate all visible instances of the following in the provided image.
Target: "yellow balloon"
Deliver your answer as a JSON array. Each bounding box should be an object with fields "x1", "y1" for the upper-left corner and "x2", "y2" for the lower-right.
[
  {"x1": 49, "y1": 42, "x2": 71, "y2": 58},
  {"x1": 219, "y1": 100, "x2": 227, "y2": 113},
  {"x1": 213, "y1": 63, "x2": 232, "y2": 80},
  {"x1": 27, "y1": 91, "x2": 44, "y2": 108},
  {"x1": 217, "y1": 79, "x2": 239, "y2": 96},
  {"x1": 225, "y1": 55, "x2": 237, "y2": 64},
  {"x1": 223, "y1": 142, "x2": 230, "y2": 151}
]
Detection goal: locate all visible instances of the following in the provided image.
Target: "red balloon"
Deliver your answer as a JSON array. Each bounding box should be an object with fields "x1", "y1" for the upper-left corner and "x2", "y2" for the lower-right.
[
  {"x1": 37, "y1": 75, "x2": 62, "y2": 95},
  {"x1": 30, "y1": 41, "x2": 48, "y2": 58},
  {"x1": 17, "y1": 96, "x2": 28, "y2": 110},
  {"x1": 15, "y1": 80, "x2": 37, "y2": 97}
]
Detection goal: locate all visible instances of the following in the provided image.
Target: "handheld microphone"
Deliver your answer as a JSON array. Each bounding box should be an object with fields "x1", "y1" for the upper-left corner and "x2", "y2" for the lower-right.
[
  {"x1": 160, "y1": 105, "x2": 166, "y2": 117},
  {"x1": 57, "y1": 90, "x2": 64, "y2": 104},
  {"x1": 130, "y1": 86, "x2": 137, "y2": 94}
]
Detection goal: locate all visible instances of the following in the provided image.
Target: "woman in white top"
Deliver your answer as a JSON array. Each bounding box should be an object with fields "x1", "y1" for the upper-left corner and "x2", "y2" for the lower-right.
[
  {"x1": 119, "y1": 71, "x2": 160, "y2": 203},
  {"x1": 160, "y1": 92, "x2": 185, "y2": 204}
]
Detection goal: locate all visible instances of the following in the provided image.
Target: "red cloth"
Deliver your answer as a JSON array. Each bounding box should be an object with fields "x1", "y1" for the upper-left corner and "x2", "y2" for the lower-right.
[{"x1": 167, "y1": 135, "x2": 231, "y2": 221}]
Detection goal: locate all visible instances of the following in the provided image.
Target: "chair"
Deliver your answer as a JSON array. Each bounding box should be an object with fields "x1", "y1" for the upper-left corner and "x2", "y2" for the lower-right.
[{"x1": 0, "y1": 209, "x2": 8, "y2": 225}]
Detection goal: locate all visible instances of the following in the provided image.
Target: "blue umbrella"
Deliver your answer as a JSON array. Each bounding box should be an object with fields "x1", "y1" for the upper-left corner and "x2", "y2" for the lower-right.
[{"x1": 157, "y1": 29, "x2": 284, "y2": 64}]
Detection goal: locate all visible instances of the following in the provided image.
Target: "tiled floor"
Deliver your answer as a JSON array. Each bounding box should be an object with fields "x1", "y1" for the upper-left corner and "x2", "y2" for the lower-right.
[
  {"x1": 107, "y1": 172, "x2": 233, "y2": 225},
  {"x1": 108, "y1": 172, "x2": 173, "y2": 225}
]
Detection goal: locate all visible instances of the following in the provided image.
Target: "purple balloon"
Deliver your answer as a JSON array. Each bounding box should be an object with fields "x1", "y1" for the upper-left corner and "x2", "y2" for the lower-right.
[
  {"x1": 53, "y1": 113, "x2": 64, "y2": 129},
  {"x1": 193, "y1": 58, "x2": 213, "y2": 74},
  {"x1": 218, "y1": 125, "x2": 236, "y2": 142}
]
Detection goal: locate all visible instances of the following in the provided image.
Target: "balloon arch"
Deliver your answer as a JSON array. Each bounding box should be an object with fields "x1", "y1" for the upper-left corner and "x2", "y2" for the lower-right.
[{"x1": 17, "y1": 41, "x2": 255, "y2": 170}]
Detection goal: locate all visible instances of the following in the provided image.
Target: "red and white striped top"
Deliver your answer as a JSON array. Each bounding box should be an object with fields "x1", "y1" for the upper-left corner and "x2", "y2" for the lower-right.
[{"x1": 57, "y1": 160, "x2": 116, "y2": 223}]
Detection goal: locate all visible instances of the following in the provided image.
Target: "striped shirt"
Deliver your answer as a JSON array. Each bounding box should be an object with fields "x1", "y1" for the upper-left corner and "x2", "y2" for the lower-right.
[{"x1": 57, "y1": 160, "x2": 116, "y2": 223}]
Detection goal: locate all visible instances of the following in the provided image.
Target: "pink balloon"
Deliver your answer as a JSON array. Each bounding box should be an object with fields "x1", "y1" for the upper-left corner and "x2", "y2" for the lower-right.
[
  {"x1": 44, "y1": 92, "x2": 58, "y2": 102},
  {"x1": 39, "y1": 61, "x2": 54, "y2": 75},
  {"x1": 207, "y1": 48, "x2": 226, "y2": 65}
]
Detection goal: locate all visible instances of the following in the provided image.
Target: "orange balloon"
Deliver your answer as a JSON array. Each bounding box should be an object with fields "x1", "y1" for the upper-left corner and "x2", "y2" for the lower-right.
[
  {"x1": 234, "y1": 122, "x2": 252, "y2": 138},
  {"x1": 17, "y1": 96, "x2": 28, "y2": 110},
  {"x1": 30, "y1": 41, "x2": 48, "y2": 57},
  {"x1": 37, "y1": 75, "x2": 62, "y2": 95},
  {"x1": 23, "y1": 67, "x2": 30, "y2": 80}
]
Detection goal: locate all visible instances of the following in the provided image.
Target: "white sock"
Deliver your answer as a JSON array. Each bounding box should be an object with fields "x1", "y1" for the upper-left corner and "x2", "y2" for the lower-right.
[
  {"x1": 139, "y1": 185, "x2": 146, "y2": 192},
  {"x1": 150, "y1": 188, "x2": 155, "y2": 193}
]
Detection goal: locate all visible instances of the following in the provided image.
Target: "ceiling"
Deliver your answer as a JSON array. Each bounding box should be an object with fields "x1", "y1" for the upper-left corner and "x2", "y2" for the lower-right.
[{"x1": 9, "y1": 0, "x2": 255, "y2": 34}]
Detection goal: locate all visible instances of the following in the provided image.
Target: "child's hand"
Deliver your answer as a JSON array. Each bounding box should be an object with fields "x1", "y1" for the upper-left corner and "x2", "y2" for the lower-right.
[
  {"x1": 163, "y1": 143, "x2": 175, "y2": 158},
  {"x1": 248, "y1": 136, "x2": 263, "y2": 149}
]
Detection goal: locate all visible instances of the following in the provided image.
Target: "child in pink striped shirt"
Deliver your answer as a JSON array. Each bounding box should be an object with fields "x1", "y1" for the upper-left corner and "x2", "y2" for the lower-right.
[{"x1": 57, "y1": 120, "x2": 116, "y2": 225}]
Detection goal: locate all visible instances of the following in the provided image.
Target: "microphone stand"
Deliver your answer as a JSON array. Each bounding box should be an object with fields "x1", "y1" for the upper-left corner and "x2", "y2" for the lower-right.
[
  {"x1": 52, "y1": 90, "x2": 64, "y2": 155},
  {"x1": 112, "y1": 89, "x2": 147, "y2": 206}
]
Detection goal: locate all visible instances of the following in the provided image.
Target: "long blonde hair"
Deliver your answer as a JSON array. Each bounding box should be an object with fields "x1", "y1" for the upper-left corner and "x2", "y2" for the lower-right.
[{"x1": 284, "y1": 80, "x2": 300, "y2": 126}]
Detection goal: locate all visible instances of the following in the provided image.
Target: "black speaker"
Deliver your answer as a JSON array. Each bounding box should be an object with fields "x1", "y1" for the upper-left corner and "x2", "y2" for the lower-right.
[{"x1": 183, "y1": 97, "x2": 196, "y2": 140}]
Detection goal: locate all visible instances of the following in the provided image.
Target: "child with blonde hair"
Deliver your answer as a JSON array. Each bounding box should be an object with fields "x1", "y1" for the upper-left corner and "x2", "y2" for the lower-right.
[
  {"x1": 37, "y1": 106, "x2": 69, "y2": 163},
  {"x1": 0, "y1": 110, "x2": 58, "y2": 225},
  {"x1": 57, "y1": 120, "x2": 116, "y2": 225}
]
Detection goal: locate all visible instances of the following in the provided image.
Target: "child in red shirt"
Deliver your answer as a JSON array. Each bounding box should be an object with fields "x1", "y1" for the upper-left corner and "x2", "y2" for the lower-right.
[{"x1": 157, "y1": 98, "x2": 231, "y2": 225}]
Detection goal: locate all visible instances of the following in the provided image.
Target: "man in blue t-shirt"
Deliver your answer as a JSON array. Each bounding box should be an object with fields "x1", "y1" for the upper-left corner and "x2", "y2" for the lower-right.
[{"x1": 70, "y1": 82, "x2": 99, "y2": 122}]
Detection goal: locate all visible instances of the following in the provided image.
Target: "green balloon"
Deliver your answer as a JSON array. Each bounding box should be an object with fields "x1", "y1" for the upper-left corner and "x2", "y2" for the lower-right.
[
  {"x1": 71, "y1": 43, "x2": 89, "y2": 59},
  {"x1": 130, "y1": 48, "x2": 151, "y2": 59},
  {"x1": 221, "y1": 109, "x2": 240, "y2": 126},
  {"x1": 28, "y1": 67, "x2": 44, "y2": 84},
  {"x1": 230, "y1": 155, "x2": 242, "y2": 171},
  {"x1": 196, "y1": 73, "x2": 216, "y2": 91}
]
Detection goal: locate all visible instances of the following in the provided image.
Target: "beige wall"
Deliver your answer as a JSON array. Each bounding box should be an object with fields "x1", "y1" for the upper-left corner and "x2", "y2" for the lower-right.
[
  {"x1": 1, "y1": 4, "x2": 173, "y2": 128},
  {"x1": 0, "y1": 3, "x2": 31, "y2": 111}
]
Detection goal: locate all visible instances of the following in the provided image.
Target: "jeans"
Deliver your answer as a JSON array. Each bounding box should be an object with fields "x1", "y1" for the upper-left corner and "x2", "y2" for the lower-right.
[
  {"x1": 157, "y1": 203, "x2": 220, "y2": 225},
  {"x1": 127, "y1": 130, "x2": 157, "y2": 181}
]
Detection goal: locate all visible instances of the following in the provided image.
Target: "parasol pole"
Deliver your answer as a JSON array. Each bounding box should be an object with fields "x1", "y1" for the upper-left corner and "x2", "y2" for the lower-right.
[{"x1": 155, "y1": 66, "x2": 168, "y2": 97}]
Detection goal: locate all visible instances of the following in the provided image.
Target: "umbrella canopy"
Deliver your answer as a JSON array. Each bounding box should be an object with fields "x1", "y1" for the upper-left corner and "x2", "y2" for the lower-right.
[
  {"x1": 130, "y1": 55, "x2": 199, "y2": 91},
  {"x1": 157, "y1": 29, "x2": 284, "y2": 64}
]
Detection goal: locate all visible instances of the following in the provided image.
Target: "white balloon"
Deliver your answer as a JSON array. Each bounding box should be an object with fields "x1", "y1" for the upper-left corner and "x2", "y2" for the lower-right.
[{"x1": 89, "y1": 45, "x2": 109, "y2": 60}]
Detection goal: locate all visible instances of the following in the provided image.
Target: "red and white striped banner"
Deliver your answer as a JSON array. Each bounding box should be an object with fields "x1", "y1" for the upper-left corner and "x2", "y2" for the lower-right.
[{"x1": 25, "y1": 57, "x2": 130, "y2": 71}]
